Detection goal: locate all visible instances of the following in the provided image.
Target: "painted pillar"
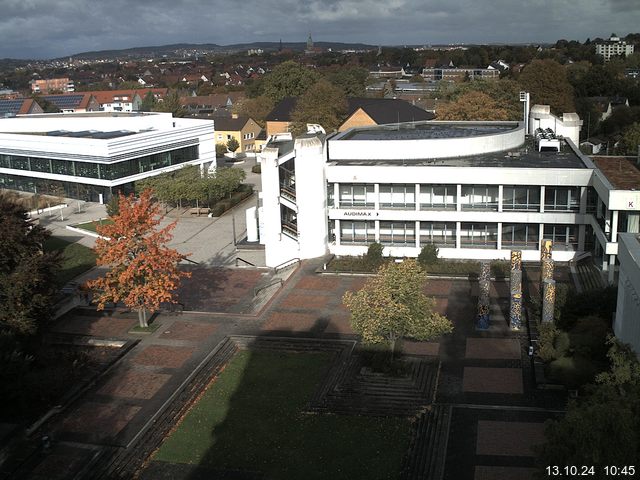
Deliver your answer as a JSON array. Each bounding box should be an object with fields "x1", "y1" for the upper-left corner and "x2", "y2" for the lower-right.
[
  {"x1": 542, "y1": 278, "x2": 556, "y2": 323},
  {"x1": 476, "y1": 260, "x2": 491, "y2": 330},
  {"x1": 510, "y1": 268, "x2": 523, "y2": 330}
]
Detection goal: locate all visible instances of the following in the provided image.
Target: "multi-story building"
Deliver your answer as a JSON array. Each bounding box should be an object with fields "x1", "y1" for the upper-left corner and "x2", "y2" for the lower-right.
[
  {"x1": 596, "y1": 34, "x2": 634, "y2": 61},
  {"x1": 30, "y1": 78, "x2": 75, "y2": 94},
  {"x1": 255, "y1": 107, "x2": 640, "y2": 286},
  {"x1": 0, "y1": 112, "x2": 215, "y2": 203},
  {"x1": 614, "y1": 233, "x2": 640, "y2": 355}
]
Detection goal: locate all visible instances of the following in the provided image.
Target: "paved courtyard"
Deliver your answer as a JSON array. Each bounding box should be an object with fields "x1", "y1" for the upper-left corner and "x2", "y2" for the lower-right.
[{"x1": 4, "y1": 258, "x2": 566, "y2": 480}]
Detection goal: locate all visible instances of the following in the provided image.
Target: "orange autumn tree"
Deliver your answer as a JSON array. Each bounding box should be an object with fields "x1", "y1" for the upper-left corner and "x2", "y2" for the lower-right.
[{"x1": 87, "y1": 189, "x2": 190, "y2": 328}]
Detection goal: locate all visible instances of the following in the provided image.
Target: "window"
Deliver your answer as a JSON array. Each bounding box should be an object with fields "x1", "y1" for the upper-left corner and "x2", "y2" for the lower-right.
[
  {"x1": 460, "y1": 223, "x2": 498, "y2": 248},
  {"x1": 543, "y1": 224, "x2": 578, "y2": 251},
  {"x1": 503, "y1": 186, "x2": 540, "y2": 211},
  {"x1": 545, "y1": 187, "x2": 580, "y2": 212},
  {"x1": 327, "y1": 183, "x2": 334, "y2": 208},
  {"x1": 379, "y1": 221, "x2": 415, "y2": 245},
  {"x1": 461, "y1": 185, "x2": 498, "y2": 211},
  {"x1": 379, "y1": 184, "x2": 415, "y2": 209},
  {"x1": 339, "y1": 184, "x2": 375, "y2": 208},
  {"x1": 280, "y1": 205, "x2": 297, "y2": 239},
  {"x1": 340, "y1": 221, "x2": 375, "y2": 244},
  {"x1": 419, "y1": 184, "x2": 456, "y2": 210},
  {"x1": 419, "y1": 222, "x2": 456, "y2": 247},
  {"x1": 502, "y1": 224, "x2": 539, "y2": 249},
  {"x1": 586, "y1": 187, "x2": 597, "y2": 214}
]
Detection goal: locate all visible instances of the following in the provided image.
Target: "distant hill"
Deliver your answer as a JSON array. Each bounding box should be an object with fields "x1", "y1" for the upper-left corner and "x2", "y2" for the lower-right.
[{"x1": 63, "y1": 41, "x2": 377, "y2": 60}]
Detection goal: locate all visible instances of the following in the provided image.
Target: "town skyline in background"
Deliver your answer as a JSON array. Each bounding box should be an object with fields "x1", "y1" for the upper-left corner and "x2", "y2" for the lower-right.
[{"x1": 1, "y1": 0, "x2": 639, "y2": 59}]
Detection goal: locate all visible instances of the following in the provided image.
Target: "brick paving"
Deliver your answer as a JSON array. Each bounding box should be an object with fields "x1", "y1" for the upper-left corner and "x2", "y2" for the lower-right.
[
  {"x1": 462, "y1": 367, "x2": 524, "y2": 394},
  {"x1": 475, "y1": 421, "x2": 545, "y2": 457},
  {"x1": 7, "y1": 262, "x2": 570, "y2": 480}
]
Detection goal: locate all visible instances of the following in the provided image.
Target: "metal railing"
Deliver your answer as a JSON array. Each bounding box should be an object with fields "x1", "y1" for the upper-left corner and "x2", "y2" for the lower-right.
[
  {"x1": 274, "y1": 257, "x2": 300, "y2": 273},
  {"x1": 254, "y1": 279, "x2": 284, "y2": 297},
  {"x1": 235, "y1": 257, "x2": 256, "y2": 267}
]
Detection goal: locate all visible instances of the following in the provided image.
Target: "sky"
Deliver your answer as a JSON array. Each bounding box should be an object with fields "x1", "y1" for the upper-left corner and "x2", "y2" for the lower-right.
[{"x1": 0, "y1": 0, "x2": 638, "y2": 59}]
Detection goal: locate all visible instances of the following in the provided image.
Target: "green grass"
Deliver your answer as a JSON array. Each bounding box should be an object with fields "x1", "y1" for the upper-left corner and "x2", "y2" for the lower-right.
[
  {"x1": 129, "y1": 322, "x2": 161, "y2": 334},
  {"x1": 73, "y1": 218, "x2": 113, "y2": 233},
  {"x1": 154, "y1": 350, "x2": 411, "y2": 479},
  {"x1": 44, "y1": 237, "x2": 96, "y2": 285}
]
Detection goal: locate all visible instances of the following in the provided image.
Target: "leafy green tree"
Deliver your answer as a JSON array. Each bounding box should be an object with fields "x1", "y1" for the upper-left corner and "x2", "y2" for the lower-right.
[
  {"x1": 621, "y1": 122, "x2": 640, "y2": 155},
  {"x1": 226, "y1": 137, "x2": 240, "y2": 153},
  {"x1": 439, "y1": 79, "x2": 523, "y2": 120},
  {"x1": 518, "y1": 59, "x2": 575, "y2": 114},
  {"x1": 536, "y1": 338, "x2": 640, "y2": 473},
  {"x1": 417, "y1": 243, "x2": 439, "y2": 268},
  {"x1": 261, "y1": 60, "x2": 320, "y2": 103},
  {"x1": 216, "y1": 143, "x2": 228, "y2": 157},
  {"x1": 0, "y1": 193, "x2": 59, "y2": 339},
  {"x1": 291, "y1": 79, "x2": 347, "y2": 133},
  {"x1": 140, "y1": 90, "x2": 157, "y2": 112},
  {"x1": 154, "y1": 90, "x2": 184, "y2": 117},
  {"x1": 326, "y1": 66, "x2": 369, "y2": 96},
  {"x1": 365, "y1": 242, "x2": 384, "y2": 270},
  {"x1": 106, "y1": 194, "x2": 120, "y2": 217},
  {"x1": 343, "y1": 259, "x2": 453, "y2": 357}
]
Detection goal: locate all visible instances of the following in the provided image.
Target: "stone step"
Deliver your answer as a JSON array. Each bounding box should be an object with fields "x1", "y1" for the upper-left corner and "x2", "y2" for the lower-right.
[{"x1": 402, "y1": 405, "x2": 451, "y2": 480}]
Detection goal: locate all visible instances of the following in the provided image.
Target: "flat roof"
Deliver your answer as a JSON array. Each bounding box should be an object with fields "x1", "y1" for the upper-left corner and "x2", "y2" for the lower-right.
[
  {"x1": 43, "y1": 130, "x2": 137, "y2": 139},
  {"x1": 338, "y1": 122, "x2": 517, "y2": 141},
  {"x1": 592, "y1": 156, "x2": 640, "y2": 190},
  {"x1": 331, "y1": 138, "x2": 587, "y2": 169}
]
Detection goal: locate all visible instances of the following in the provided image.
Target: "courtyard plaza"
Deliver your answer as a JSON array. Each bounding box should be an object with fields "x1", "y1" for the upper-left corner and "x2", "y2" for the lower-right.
[{"x1": 0, "y1": 251, "x2": 568, "y2": 480}]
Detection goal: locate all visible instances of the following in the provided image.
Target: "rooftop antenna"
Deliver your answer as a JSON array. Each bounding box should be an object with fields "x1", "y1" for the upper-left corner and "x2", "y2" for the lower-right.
[{"x1": 519, "y1": 91, "x2": 530, "y2": 134}]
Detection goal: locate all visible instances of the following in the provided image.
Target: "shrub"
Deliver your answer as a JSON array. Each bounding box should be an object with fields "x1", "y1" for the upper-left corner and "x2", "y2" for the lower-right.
[
  {"x1": 554, "y1": 331, "x2": 571, "y2": 357},
  {"x1": 365, "y1": 242, "x2": 384, "y2": 270},
  {"x1": 490, "y1": 260, "x2": 509, "y2": 278},
  {"x1": 417, "y1": 243, "x2": 439, "y2": 268},
  {"x1": 538, "y1": 322, "x2": 560, "y2": 362},
  {"x1": 252, "y1": 164, "x2": 261, "y2": 174},
  {"x1": 569, "y1": 315, "x2": 610, "y2": 359},
  {"x1": 210, "y1": 204, "x2": 225, "y2": 216}
]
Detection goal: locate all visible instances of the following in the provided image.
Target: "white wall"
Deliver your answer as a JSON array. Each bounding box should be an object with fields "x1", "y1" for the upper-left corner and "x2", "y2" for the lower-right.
[{"x1": 614, "y1": 233, "x2": 640, "y2": 356}]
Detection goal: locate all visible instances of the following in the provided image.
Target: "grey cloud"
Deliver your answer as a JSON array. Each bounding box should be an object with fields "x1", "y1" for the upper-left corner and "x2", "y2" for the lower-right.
[{"x1": 0, "y1": 0, "x2": 637, "y2": 58}]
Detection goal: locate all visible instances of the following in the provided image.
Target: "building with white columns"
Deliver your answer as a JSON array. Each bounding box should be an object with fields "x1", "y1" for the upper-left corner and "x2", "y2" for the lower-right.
[
  {"x1": 614, "y1": 233, "x2": 640, "y2": 356},
  {"x1": 254, "y1": 113, "x2": 640, "y2": 283}
]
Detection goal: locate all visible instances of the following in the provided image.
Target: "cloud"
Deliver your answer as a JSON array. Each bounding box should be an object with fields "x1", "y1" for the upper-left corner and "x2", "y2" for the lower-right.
[{"x1": 0, "y1": 0, "x2": 637, "y2": 58}]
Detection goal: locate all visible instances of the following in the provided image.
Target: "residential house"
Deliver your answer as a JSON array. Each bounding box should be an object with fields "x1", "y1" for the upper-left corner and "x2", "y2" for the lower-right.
[
  {"x1": 588, "y1": 96, "x2": 630, "y2": 121},
  {"x1": 30, "y1": 78, "x2": 75, "y2": 94},
  {"x1": 181, "y1": 93, "x2": 245, "y2": 117},
  {"x1": 0, "y1": 98, "x2": 44, "y2": 117},
  {"x1": 84, "y1": 90, "x2": 144, "y2": 112},
  {"x1": 213, "y1": 115, "x2": 262, "y2": 153},
  {"x1": 39, "y1": 93, "x2": 100, "y2": 113}
]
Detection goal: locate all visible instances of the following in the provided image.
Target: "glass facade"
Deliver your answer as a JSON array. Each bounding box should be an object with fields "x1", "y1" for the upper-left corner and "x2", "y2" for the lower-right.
[
  {"x1": 0, "y1": 173, "x2": 127, "y2": 202},
  {"x1": 460, "y1": 223, "x2": 498, "y2": 248},
  {"x1": 340, "y1": 220, "x2": 376, "y2": 244},
  {"x1": 461, "y1": 185, "x2": 499, "y2": 211},
  {"x1": 379, "y1": 184, "x2": 415, "y2": 209},
  {"x1": 543, "y1": 224, "x2": 578, "y2": 251},
  {"x1": 339, "y1": 184, "x2": 375, "y2": 208},
  {"x1": 419, "y1": 222, "x2": 456, "y2": 247},
  {"x1": 0, "y1": 145, "x2": 198, "y2": 181},
  {"x1": 379, "y1": 221, "x2": 416, "y2": 246},
  {"x1": 502, "y1": 186, "x2": 540, "y2": 211},
  {"x1": 419, "y1": 184, "x2": 456, "y2": 210},
  {"x1": 502, "y1": 223, "x2": 539, "y2": 249},
  {"x1": 544, "y1": 186, "x2": 580, "y2": 212}
]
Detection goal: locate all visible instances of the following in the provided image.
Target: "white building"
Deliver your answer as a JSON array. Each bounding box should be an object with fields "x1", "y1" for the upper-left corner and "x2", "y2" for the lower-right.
[
  {"x1": 255, "y1": 111, "x2": 640, "y2": 284},
  {"x1": 0, "y1": 112, "x2": 215, "y2": 203},
  {"x1": 596, "y1": 34, "x2": 634, "y2": 61},
  {"x1": 614, "y1": 233, "x2": 640, "y2": 356}
]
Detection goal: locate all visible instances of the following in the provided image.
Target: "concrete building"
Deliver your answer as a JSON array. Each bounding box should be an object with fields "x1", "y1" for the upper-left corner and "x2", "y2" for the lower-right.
[
  {"x1": 30, "y1": 78, "x2": 75, "y2": 94},
  {"x1": 596, "y1": 34, "x2": 634, "y2": 61},
  {"x1": 614, "y1": 233, "x2": 640, "y2": 356},
  {"x1": 254, "y1": 108, "x2": 640, "y2": 283},
  {"x1": 0, "y1": 112, "x2": 215, "y2": 203}
]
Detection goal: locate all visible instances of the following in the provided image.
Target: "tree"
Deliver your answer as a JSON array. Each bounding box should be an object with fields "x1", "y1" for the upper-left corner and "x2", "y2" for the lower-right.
[
  {"x1": 0, "y1": 193, "x2": 59, "y2": 338},
  {"x1": 216, "y1": 143, "x2": 228, "y2": 157},
  {"x1": 326, "y1": 66, "x2": 369, "y2": 96},
  {"x1": 106, "y1": 194, "x2": 120, "y2": 217},
  {"x1": 437, "y1": 91, "x2": 511, "y2": 121},
  {"x1": 140, "y1": 90, "x2": 157, "y2": 112},
  {"x1": 226, "y1": 137, "x2": 240, "y2": 154},
  {"x1": 439, "y1": 79, "x2": 523, "y2": 120},
  {"x1": 291, "y1": 79, "x2": 348, "y2": 134},
  {"x1": 417, "y1": 243, "x2": 439, "y2": 268},
  {"x1": 621, "y1": 122, "x2": 640, "y2": 155},
  {"x1": 261, "y1": 60, "x2": 320, "y2": 103},
  {"x1": 343, "y1": 259, "x2": 453, "y2": 357},
  {"x1": 87, "y1": 189, "x2": 191, "y2": 327},
  {"x1": 536, "y1": 338, "x2": 640, "y2": 471},
  {"x1": 518, "y1": 59, "x2": 575, "y2": 114},
  {"x1": 154, "y1": 90, "x2": 184, "y2": 117},
  {"x1": 235, "y1": 95, "x2": 275, "y2": 127}
]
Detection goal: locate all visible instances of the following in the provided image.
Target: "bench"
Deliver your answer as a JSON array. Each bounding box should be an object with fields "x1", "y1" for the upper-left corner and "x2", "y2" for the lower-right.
[{"x1": 189, "y1": 207, "x2": 210, "y2": 216}]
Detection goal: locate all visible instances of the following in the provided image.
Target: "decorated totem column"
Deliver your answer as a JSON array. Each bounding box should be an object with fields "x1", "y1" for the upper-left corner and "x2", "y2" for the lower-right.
[
  {"x1": 542, "y1": 278, "x2": 556, "y2": 323},
  {"x1": 510, "y1": 250, "x2": 523, "y2": 330},
  {"x1": 476, "y1": 261, "x2": 491, "y2": 330}
]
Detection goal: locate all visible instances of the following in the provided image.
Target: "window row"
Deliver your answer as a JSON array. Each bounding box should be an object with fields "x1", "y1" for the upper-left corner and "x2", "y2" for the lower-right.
[
  {"x1": 0, "y1": 146, "x2": 199, "y2": 181},
  {"x1": 330, "y1": 184, "x2": 582, "y2": 212},
  {"x1": 337, "y1": 221, "x2": 578, "y2": 250}
]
